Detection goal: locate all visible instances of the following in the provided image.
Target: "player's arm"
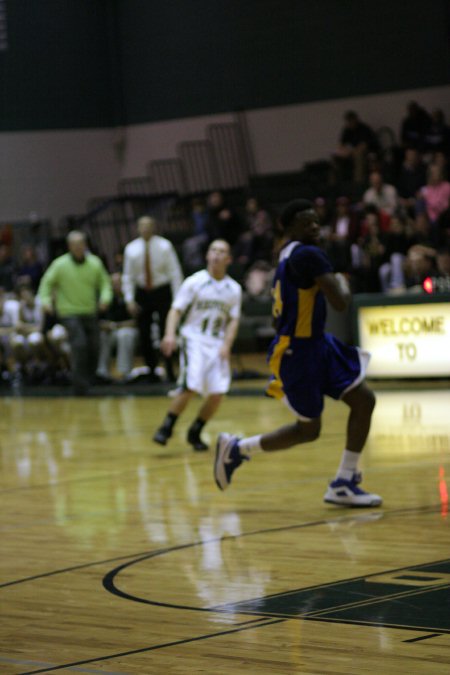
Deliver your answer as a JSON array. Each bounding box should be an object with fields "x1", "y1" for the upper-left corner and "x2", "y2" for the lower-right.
[
  {"x1": 160, "y1": 307, "x2": 182, "y2": 357},
  {"x1": 315, "y1": 272, "x2": 351, "y2": 312},
  {"x1": 220, "y1": 317, "x2": 239, "y2": 360}
]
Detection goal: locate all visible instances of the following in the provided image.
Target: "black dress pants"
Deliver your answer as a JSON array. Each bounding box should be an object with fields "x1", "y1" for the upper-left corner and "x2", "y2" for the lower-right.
[{"x1": 135, "y1": 284, "x2": 176, "y2": 380}]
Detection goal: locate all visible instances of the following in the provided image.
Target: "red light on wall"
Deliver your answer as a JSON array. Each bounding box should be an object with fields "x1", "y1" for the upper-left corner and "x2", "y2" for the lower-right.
[{"x1": 423, "y1": 277, "x2": 433, "y2": 294}]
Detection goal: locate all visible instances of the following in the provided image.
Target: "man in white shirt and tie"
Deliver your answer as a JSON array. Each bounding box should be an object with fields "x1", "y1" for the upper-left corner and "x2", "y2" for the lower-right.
[{"x1": 122, "y1": 216, "x2": 183, "y2": 382}]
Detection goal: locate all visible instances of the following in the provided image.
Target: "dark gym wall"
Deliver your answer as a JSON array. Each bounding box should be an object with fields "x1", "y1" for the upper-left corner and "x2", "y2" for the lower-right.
[
  {"x1": 117, "y1": 0, "x2": 450, "y2": 124},
  {"x1": 1, "y1": 0, "x2": 449, "y2": 132},
  {"x1": 0, "y1": 0, "x2": 117, "y2": 131}
]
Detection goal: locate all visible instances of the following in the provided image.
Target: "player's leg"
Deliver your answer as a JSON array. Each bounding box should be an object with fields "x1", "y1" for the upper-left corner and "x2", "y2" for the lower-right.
[
  {"x1": 153, "y1": 388, "x2": 195, "y2": 445},
  {"x1": 214, "y1": 413, "x2": 321, "y2": 491},
  {"x1": 187, "y1": 393, "x2": 223, "y2": 451},
  {"x1": 187, "y1": 341, "x2": 229, "y2": 451},
  {"x1": 323, "y1": 355, "x2": 381, "y2": 507},
  {"x1": 215, "y1": 343, "x2": 324, "y2": 490},
  {"x1": 341, "y1": 381, "x2": 376, "y2": 455}
]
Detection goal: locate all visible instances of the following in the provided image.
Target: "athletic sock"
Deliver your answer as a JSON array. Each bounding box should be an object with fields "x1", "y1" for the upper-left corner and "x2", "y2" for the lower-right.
[
  {"x1": 335, "y1": 449, "x2": 360, "y2": 481},
  {"x1": 238, "y1": 435, "x2": 263, "y2": 457}
]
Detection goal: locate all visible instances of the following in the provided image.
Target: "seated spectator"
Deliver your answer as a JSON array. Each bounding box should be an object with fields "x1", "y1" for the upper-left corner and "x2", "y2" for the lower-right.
[
  {"x1": 407, "y1": 211, "x2": 434, "y2": 247},
  {"x1": 378, "y1": 215, "x2": 410, "y2": 293},
  {"x1": 0, "y1": 286, "x2": 20, "y2": 383},
  {"x1": 351, "y1": 209, "x2": 386, "y2": 292},
  {"x1": 396, "y1": 148, "x2": 427, "y2": 214},
  {"x1": 312, "y1": 197, "x2": 332, "y2": 242},
  {"x1": 403, "y1": 243, "x2": 438, "y2": 291},
  {"x1": 436, "y1": 207, "x2": 450, "y2": 249},
  {"x1": 96, "y1": 272, "x2": 138, "y2": 383},
  {"x1": 234, "y1": 197, "x2": 274, "y2": 267},
  {"x1": 0, "y1": 244, "x2": 16, "y2": 292},
  {"x1": 436, "y1": 246, "x2": 450, "y2": 278},
  {"x1": 243, "y1": 260, "x2": 274, "y2": 299},
  {"x1": 363, "y1": 170, "x2": 399, "y2": 219},
  {"x1": 324, "y1": 196, "x2": 359, "y2": 273},
  {"x1": 418, "y1": 163, "x2": 450, "y2": 242},
  {"x1": 190, "y1": 196, "x2": 209, "y2": 236},
  {"x1": 400, "y1": 101, "x2": 431, "y2": 151},
  {"x1": 424, "y1": 109, "x2": 450, "y2": 157},
  {"x1": 334, "y1": 110, "x2": 378, "y2": 184},
  {"x1": 45, "y1": 319, "x2": 72, "y2": 383},
  {"x1": 9, "y1": 284, "x2": 49, "y2": 383},
  {"x1": 431, "y1": 150, "x2": 449, "y2": 178},
  {"x1": 15, "y1": 245, "x2": 44, "y2": 292},
  {"x1": 209, "y1": 203, "x2": 242, "y2": 248},
  {"x1": 182, "y1": 192, "x2": 224, "y2": 274},
  {"x1": 112, "y1": 248, "x2": 125, "y2": 273}
]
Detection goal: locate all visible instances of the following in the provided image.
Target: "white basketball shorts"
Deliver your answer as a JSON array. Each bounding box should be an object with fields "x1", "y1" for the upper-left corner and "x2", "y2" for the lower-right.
[{"x1": 179, "y1": 337, "x2": 231, "y2": 396}]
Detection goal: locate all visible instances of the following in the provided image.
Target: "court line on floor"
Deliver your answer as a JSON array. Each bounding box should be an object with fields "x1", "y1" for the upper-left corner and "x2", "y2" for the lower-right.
[
  {"x1": 0, "y1": 503, "x2": 443, "y2": 592},
  {"x1": 0, "y1": 657, "x2": 128, "y2": 674},
  {"x1": 15, "y1": 619, "x2": 286, "y2": 675}
]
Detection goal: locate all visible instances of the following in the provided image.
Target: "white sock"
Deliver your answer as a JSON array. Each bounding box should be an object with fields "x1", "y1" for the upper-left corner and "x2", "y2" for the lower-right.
[
  {"x1": 335, "y1": 449, "x2": 360, "y2": 481},
  {"x1": 238, "y1": 435, "x2": 263, "y2": 457}
]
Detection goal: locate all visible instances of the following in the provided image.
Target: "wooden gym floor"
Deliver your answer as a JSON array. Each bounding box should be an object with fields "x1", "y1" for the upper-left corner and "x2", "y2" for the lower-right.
[{"x1": 1, "y1": 355, "x2": 450, "y2": 674}]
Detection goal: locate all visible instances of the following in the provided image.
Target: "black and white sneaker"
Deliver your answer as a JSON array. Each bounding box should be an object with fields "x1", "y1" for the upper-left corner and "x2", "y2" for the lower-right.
[
  {"x1": 153, "y1": 426, "x2": 172, "y2": 445},
  {"x1": 214, "y1": 433, "x2": 248, "y2": 490},
  {"x1": 187, "y1": 429, "x2": 209, "y2": 451}
]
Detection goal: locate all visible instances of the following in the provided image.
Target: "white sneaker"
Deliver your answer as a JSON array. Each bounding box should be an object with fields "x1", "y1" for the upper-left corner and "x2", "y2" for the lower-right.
[
  {"x1": 324, "y1": 473, "x2": 382, "y2": 507},
  {"x1": 214, "y1": 433, "x2": 247, "y2": 491}
]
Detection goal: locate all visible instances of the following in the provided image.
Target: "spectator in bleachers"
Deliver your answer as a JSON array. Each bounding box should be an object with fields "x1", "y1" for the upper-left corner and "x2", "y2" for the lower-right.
[
  {"x1": 112, "y1": 248, "x2": 125, "y2": 273},
  {"x1": 15, "y1": 244, "x2": 44, "y2": 292},
  {"x1": 0, "y1": 286, "x2": 20, "y2": 384},
  {"x1": 418, "y1": 163, "x2": 450, "y2": 242},
  {"x1": 351, "y1": 208, "x2": 386, "y2": 292},
  {"x1": 38, "y1": 230, "x2": 112, "y2": 395},
  {"x1": 0, "y1": 243, "x2": 16, "y2": 292},
  {"x1": 397, "y1": 148, "x2": 427, "y2": 215},
  {"x1": 378, "y1": 214, "x2": 410, "y2": 293},
  {"x1": 324, "y1": 196, "x2": 359, "y2": 273},
  {"x1": 403, "y1": 243, "x2": 438, "y2": 291},
  {"x1": 313, "y1": 197, "x2": 331, "y2": 232},
  {"x1": 208, "y1": 199, "x2": 243, "y2": 248},
  {"x1": 96, "y1": 272, "x2": 138, "y2": 383},
  {"x1": 408, "y1": 211, "x2": 433, "y2": 247},
  {"x1": 234, "y1": 197, "x2": 274, "y2": 267},
  {"x1": 363, "y1": 170, "x2": 399, "y2": 218},
  {"x1": 181, "y1": 197, "x2": 210, "y2": 274},
  {"x1": 9, "y1": 283, "x2": 49, "y2": 384},
  {"x1": 122, "y1": 215, "x2": 183, "y2": 383},
  {"x1": 436, "y1": 246, "x2": 450, "y2": 279},
  {"x1": 45, "y1": 321, "x2": 71, "y2": 383},
  {"x1": 400, "y1": 101, "x2": 431, "y2": 151},
  {"x1": 424, "y1": 109, "x2": 450, "y2": 158},
  {"x1": 430, "y1": 150, "x2": 449, "y2": 178},
  {"x1": 191, "y1": 196, "x2": 209, "y2": 236},
  {"x1": 334, "y1": 110, "x2": 378, "y2": 184},
  {"x1": 437, "y1": 208, "x2": 450, "y2": 249}
]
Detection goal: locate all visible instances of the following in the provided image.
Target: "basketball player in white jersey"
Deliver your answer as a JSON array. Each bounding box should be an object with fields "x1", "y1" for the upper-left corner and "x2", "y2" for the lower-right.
[{"x1": 153, "y1": 239, "x2": 242, "y2": 450}]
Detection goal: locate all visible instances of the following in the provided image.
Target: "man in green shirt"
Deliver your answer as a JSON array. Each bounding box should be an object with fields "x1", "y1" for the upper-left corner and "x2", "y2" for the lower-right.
[{"x1": 38, "y1": 231, "x2": 112, "y2": 394}]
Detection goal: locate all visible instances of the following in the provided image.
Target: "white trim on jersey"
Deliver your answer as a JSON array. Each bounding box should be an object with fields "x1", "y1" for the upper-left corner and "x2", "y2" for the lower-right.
[{"x1": 278, "y1": 240, "x2": 301, "y2": 262}]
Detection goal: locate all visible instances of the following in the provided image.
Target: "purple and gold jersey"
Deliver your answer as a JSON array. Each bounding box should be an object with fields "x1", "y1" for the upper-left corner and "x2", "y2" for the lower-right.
[
  {"x1": 267, "y1": 241, "x2": 367, "y2": 418},
  {"x1": 271, "y1": 241, "x2": 332, "y2": 339}
]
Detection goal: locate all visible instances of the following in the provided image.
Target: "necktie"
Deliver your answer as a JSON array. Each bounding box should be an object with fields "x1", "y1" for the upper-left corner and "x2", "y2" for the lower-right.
[{"x1": 144, "y1": 242, "x2": 153, "y2": 290}]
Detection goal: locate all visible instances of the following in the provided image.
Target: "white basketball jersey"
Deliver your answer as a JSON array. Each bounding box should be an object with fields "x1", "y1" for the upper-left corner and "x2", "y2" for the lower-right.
[{"x1": 173, "y1": 270, "x2": 242, "y2": 344}]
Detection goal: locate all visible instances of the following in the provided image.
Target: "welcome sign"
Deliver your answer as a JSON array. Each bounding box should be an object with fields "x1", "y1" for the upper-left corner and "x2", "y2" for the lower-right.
[{"x1": 357, "y1": 301, "x2": 450, "y2": 377}]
